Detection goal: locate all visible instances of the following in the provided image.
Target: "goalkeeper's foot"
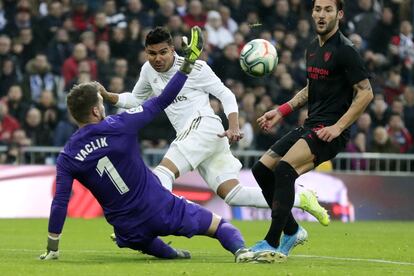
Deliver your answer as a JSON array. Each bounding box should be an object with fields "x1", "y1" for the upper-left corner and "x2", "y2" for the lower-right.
[
  {"x1": 174, "y1": 249, "x2": 191, "y2": 259},
  {"x1": 110, "y1": 233, "x2": 116, "y2": 242},
  {"x1": 39, "y1": 250, "x2": 59, "y2": 260},
  {"x1": 180, "y1": 26, "x2": 204, "y2": 74},
  {"x1": 298, "y1": 190, "x2": 330, "y2": 226},
  {"x1": 234, "y1": 248, "x2": 256, "y2": 263}
]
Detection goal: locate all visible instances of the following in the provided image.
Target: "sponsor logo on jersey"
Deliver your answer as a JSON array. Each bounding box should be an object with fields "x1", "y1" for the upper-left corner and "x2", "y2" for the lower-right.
[
  {"x1": 172, "y1": 95, "x2": 188, "y2": 104},
  {"x1": 307, "y1": 66, "x2": 330, "y2": 80}
]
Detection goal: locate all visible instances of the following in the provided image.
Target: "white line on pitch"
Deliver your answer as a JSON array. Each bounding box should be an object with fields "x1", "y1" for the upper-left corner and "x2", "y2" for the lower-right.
[{"x1": 293, "y1": 254, "x2": 414, "y2": 266}]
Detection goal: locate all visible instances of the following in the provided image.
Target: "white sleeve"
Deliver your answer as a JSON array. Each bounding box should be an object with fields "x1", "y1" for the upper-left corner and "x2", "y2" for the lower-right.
[
  {"x1": 115, "y1": 63, "x2": 154, "y2": 109},
  {"x1": 197, "y1": 62, "x2": 238, "y2": 117}
]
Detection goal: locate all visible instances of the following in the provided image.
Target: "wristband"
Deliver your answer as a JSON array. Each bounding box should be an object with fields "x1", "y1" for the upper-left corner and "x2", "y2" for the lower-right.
[{"x1": 277, "y1": 103, "x2": 293, "y2": 117}]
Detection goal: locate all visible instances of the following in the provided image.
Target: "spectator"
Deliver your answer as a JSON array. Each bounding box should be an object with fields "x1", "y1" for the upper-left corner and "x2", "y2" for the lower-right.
[
  {"x1": 270, "y1": 0, "x2": 297, "y2": 31},
  {"x1": 93, "y1": 11, "x2": 110, "y2": 42},
  {"x1": 182, "y1": 0, "x2": 206, "y2": 29},
  {"x1": 112, "y1": 58, "x2": 135, "y2": 90},
  {"x1": 36, "y1": 89, "x2": 60, "y2": 130},
  {"x1": 205, "y1": 10, "x2": 234, "y2": 50},
  {"x1": 103, "y1": 0, "x2": 126, "y2": 28},
  {"x1": 70, "y1": 0, "x2": 93, "y2": 33},
  {"x1": 46, "y1": 28, "x2": 73, "y2": 75},
  {"x1": 53, "y1": 111, "x2": 76, "y2": 147},
  {"x1": 403, "y1": 86, "x2": 414, "y2": 136},
  {"x1": 369, "y1": 126, "x2": 399, "y2": 170},
  {"x1": 351, "y1": 112, "x2": 373, "y2": 148},
  {"x1": 21, "y1": 53, "x2": 59, "y2": 103},
  {"x1": 0, "y1": 100, "x2": 20, "y2": 143},
  {"x1": 95, "y1": 41, "x2": 112, "y2": 87},
  {"x1": 368, "y1": 7, "x2": 397, "y2": 55},
  {"x1": 109, "y1": 26, "x2": 129, "y2": 59},
  {"x1": 218, "y1": 5, "x2": 238, "y2": 34},
  {"x1": 381, "y1": 67, "x2": 405, "y2": 104},
  {"x1": 370, "y1": 126, "x2": 399, "y2": 153},
  {"x1": 22, "y1": 107, "x2": 51, "y2": 146},
  {"x1": 0, "y1": 57, "x2": 20, "y2": 97},
  {"x1": 125, "y1": 0, "x2": 152, "y2": 27},
  {"x1": 5, "y1": 85, "x2": 29, "y2": 124},
  {"x1": 153, "y1": 0, "x2": 175, "y2": 27},
  {"x1": 347, "y1": 0, "x2": 380, "y2": 42},
  {"x1": 386, "y1": 112, "x2": 413, "y2": 153},
  {"x1": 369, "y1": 94, "x2": 391, "y2": 127},
  {"x1": 62, "y1": 43, "x2": 96, "y2": 85},
  {"x1": 18, "y1": 27, "x2": 38, "y2": 68},
  {"x1": 212, "y1": 43, "x2": 244, "y2": 83},
  {"x1": 38, "y1": 1, "x2": 65, "y2": 45},
  {"x1": 345, "y1": 131, "x2": 368, "y2": 170},
  {"x1": 79, "y1": 30, "x2": 96, "y2": 58}
]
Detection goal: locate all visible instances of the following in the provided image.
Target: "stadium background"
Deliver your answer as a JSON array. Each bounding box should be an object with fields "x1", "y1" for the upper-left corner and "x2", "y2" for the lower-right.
[{"x1": 0, "y1": 0, "x2": 413, "y2": 222}]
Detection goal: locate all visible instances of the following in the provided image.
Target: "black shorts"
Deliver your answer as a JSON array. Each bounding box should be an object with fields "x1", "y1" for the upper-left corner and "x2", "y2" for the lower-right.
[{"x1": 270, "y1": 126, "x2": 348, "y2": 167}]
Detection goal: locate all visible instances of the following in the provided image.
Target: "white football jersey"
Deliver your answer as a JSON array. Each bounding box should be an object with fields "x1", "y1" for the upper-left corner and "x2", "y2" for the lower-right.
[{"x1": 116, "y1": 55, "x2": 238, "y2": 133}]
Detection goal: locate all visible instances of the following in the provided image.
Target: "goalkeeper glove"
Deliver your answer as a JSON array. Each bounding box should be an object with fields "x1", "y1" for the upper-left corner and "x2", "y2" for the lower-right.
[
  {"x1": 179, "y1": 26, "x2": 204, "y2": 74},
  {"x1": 39, "y1": 234, "x2": 60, "y2": 260}
]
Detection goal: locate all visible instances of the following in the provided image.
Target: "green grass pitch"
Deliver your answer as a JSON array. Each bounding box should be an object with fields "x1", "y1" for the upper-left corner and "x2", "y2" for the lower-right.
[{"x1": 0, "y1": 219, "x2": 413, "y2": 275}]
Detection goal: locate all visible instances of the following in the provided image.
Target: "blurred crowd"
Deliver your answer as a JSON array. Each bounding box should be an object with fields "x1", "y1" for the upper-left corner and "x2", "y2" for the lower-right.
[{"x1": 0, "y1": 0, "x2": 414, "y2": 165}]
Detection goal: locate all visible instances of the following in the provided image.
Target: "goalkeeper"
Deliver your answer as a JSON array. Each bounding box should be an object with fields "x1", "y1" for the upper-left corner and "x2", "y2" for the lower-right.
[{"x1": 39, "y1": 27, "x2": 261, "y2": 263}]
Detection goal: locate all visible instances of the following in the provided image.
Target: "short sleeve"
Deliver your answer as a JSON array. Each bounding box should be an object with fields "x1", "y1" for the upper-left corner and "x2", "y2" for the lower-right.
[{"x1": 340, "y1": 45, "x2": 369, "y2": 86}]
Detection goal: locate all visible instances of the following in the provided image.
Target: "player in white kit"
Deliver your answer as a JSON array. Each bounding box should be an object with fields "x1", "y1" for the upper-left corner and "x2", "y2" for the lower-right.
[{"x1": 100, "y1": 27, "x2": 329, "y2": 225}]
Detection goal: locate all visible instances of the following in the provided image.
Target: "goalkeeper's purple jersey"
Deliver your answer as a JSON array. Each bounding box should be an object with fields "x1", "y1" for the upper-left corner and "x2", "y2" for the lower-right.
[{"x1": 48, "y1": 72, "x2": 187, "y2": 234}]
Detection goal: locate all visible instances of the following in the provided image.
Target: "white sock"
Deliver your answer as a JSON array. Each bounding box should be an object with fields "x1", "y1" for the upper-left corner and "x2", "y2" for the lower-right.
[
  {"x1": 153, "y1": 165, "x2": 175, "y2": 191},
  {"x1": 224, "y1": 185, "x2": 269, "y2": 208}
]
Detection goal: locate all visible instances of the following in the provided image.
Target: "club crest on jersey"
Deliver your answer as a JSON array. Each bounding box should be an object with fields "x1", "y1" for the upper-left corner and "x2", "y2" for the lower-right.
[
  {"x1": 324, "y1": 52, "x2": 332, "y2": 62},
  {"x1": 126, "y1": 106, "x2": 143, "y2": 114}
]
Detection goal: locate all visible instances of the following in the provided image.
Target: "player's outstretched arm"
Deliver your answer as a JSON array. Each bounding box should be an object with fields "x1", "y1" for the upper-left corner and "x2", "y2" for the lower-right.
[
  {"x1": 39, "y1": 233, "x2": 60, "y2": 260},
  {"x1": 257, "y1": 84, "x2": 309, "y2": 131},
  {"x1": 178, "y1": 26, "x2": 204, "y2": 74},
  {"x1": 316, "y1": 78, "x2": 373, "y2": 142}
]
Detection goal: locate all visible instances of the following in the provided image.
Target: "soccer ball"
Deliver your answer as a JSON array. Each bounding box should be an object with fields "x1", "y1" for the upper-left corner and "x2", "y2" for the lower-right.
[{"x1": 239, "y1": 39, "x2": 278, "y2": 77}]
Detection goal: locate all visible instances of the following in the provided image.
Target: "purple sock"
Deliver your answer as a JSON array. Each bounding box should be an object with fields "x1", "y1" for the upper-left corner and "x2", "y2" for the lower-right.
[
  {"x1": 141, "y1": 238, "x2": 177, "y2": 259},
  {"x1": 214, "y1": 219, "x2": 245, "y2": 254}
]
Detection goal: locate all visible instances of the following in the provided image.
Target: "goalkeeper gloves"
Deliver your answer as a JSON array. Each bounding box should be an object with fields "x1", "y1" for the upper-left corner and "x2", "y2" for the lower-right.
[
  {"x1": 39, "y1": 234, "x2": 60, "y2": 260},
  {"x1": 179, "y1": 26, "x2": 204, "y2": 74}
]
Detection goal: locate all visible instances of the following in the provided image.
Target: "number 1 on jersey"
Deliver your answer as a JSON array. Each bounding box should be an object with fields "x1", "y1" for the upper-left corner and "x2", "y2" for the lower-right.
[{"x1": 96, "y1": 156, "x2": 130, "y2": 194}]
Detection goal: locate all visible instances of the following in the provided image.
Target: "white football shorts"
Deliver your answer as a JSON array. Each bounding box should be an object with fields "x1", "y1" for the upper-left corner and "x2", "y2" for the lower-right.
[{"x1": 164, "y1": 116, "x2": 242, "y2": 192}]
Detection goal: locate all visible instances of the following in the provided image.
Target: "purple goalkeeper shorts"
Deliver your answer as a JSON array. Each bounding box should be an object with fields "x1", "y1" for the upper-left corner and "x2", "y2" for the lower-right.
[{"x1": 114, "y1": 195, "x2": 213, "y2": 250}]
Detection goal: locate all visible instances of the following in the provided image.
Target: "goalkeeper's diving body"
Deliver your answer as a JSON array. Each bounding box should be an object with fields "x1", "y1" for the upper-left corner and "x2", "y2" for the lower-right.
[
  {"x1": 40, "y1": 27, "x2": 261, "y2": 263},
  {"x1": 100, "y1": 26, "x2": 330, "y2": 226}
]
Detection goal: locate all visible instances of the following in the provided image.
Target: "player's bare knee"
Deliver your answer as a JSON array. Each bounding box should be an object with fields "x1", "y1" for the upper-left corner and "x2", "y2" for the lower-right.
[
  {"x1": 159, "y1": 158, "x2": 180, "y2": 178},
  {"x1": 216, "y1": 179, "x2": 239, "y2": 199},
  {"x1": 259, "y1": 149, "x2": 281, "y2": 170}
]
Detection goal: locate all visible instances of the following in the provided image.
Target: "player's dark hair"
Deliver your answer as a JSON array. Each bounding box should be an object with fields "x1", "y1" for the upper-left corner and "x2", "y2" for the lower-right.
[
  {"x1": 312, "y1": 0, "x2": 344, "y2": 11},
  {"x1": 145, "y1": 27, "x2": 173, "y2": 47},
  {"x1": 67, "y1": 83, "x2": 99, "y2": 124}
]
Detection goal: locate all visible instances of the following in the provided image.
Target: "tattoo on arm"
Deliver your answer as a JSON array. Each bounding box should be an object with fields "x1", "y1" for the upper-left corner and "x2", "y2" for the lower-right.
[{"x1": 289, "y1": 86, "x2": 309, "y2": 110}]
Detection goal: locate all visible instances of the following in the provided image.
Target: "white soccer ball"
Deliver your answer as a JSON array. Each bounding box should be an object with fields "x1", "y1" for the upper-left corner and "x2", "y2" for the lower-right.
[{"x1": 239, "y1": 39, "x2": 278, "y2": 77}]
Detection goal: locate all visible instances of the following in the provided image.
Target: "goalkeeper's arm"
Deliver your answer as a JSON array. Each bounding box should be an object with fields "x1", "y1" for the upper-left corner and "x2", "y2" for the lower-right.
[{"x1": 39, "y1": 233, "x2": 60, "y2": 260}]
